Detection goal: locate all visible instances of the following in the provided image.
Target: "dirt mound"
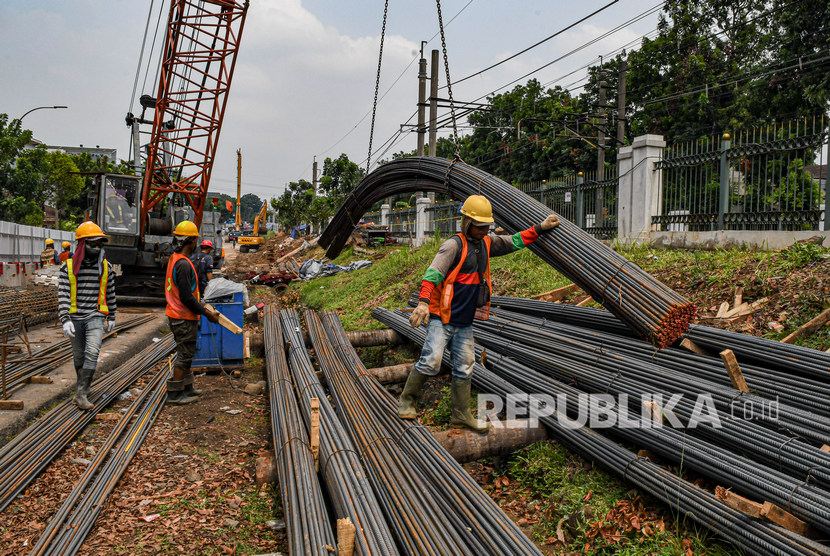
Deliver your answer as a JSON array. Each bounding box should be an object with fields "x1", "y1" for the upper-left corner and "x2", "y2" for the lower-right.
[{"x1": 223, "y1": 233, "x2": 315, "y2": 281}]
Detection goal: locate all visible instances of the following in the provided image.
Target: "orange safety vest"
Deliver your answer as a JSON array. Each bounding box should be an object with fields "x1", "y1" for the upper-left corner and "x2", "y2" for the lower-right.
[
  {"x1": 165, "y1": 253, "x2": 201, "y2": 320},
  {"x1": 59, "y1": 251, "x2": 71, "y2": 263},
  {"x1": 66, "y1": 258, "x2": 110, "y2": 315},
  {"x1": 428, "y1": 234, "x2": 492, "y2": 324}
]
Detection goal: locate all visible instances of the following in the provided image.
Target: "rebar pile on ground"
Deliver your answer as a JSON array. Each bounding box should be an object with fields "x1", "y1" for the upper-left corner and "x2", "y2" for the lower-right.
[
  {"x1": 2, "y1": 315, "x2": 155, "y2": 395},
  {"x1": 319, "y1": 157, "x2": 695, "y2": 347},
  {"x1": 279, "y1": 309, "x2": 399, "y2": 555},
  {"x1": 372, "y1": 308, "x2": 830, "y2": 556},
  {"x1": 307, "y1": 310, "x2": 543, "y2": 555},
  {"x1": 30, "y1": 365, "x2": 169, "y2": 555},
  {"x1": 0, "y1": 335, "x2": 175, "y2": 513},
  {"x1": 263, "y1": 306, "x2": 335, "y2": 555},
  {"x1": 0, "y1": 288, "x2": 59, "y2": 326}
]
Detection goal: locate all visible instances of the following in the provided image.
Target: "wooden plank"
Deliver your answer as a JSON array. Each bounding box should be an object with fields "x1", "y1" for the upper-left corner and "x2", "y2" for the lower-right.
[
  {"x1": 203, "y1": 304, "x2": 243, "y2": 335},
  {"x1": 336, "y1": 517, "x2": 356, "y2": 556},
  {"x1": 243, "y1": 332, "x2": 251, "y2": 359},
  {"x1": 276, "y1": 237, "x2": 319, "y2": 264},
  {"x1": 0, "y1": 400, "x2": 24, "y2": 410},
  {"x1": 720, "y1": 349, "x2": 749, "y2": 393},
  {"x1": 575, "y1": 296, "x2": 594, "y2": 307},
  {"x1": 820, "y1": 444, "x2": 830, "y2": 453},
  {"x1": 760, "y1": 501, "x2": 815, "y2": 537},
  {"x1": 680, "y1": 338, "x2": 710, "y2": 356},
  {"x1": 26, "y1": 376, "x2": 53, "y2": 384},
  {"x1": 781, "y1": 307, "x2": 830, "y2": 344},
  {"x1": 723, "y1": 302, "x2": 749, "y2": 318},
  {"x1": 715, "y1": 486, "x2": 763, "y2": 518},
  {"x1": 734, "y1": 286, "x2": 743, "y2": 307},
  {"x1": 310, "y1": 398, "x2": 320, "y2": 472},
  {"x1": 94, "y1": 412, "x2": 123, "y2": 421},
  {"x1": 715, "y1": 302, "x2": 730, "y2": 318},
  {"x1": 530, "y1": 283, "x2": 579, "y2": 302}
]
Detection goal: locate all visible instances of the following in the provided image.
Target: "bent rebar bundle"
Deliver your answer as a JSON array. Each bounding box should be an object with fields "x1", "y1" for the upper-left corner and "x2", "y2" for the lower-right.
[
  {"x1": 372, "y1": 308, "x2": 830, "y2": 556},
  {"x1": 320, "y1": 156, "x2": 695, "y2": 347}
]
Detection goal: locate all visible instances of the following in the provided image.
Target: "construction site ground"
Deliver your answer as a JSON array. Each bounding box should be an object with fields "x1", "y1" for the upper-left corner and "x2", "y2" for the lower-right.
[{"x1": 2, "y1": 234, "x2": 829, "y2": 554}]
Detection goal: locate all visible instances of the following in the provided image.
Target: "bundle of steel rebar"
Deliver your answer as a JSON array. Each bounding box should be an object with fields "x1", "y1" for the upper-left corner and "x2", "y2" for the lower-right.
[
  {"x1": 0, "y1": 288, "x2": 58, "y2": 326},
  {"x1": 320, "y1": 157, "x2": 695, "y2": 346},
  {"x1": 279, "y1": 309, "x2": 399, "y2": 555},
  {"x1": 372, "y1": 308, "x2": 830, "y2": 556},
  {"x1": 30, "y1": 365, "x2": 169, "y2": 555},
  {"x1": 2, "y1": 315, "x2": 155, "y2": 395},
  {"x1": 0, "y1": 335, "x2": 175, "y2": 513},
  {"x1": 308, "y1": 310, "x2": 543, "y2": 555},
  {"x1": 263, "y1": 306, "x2": 335, "y2": 555}
]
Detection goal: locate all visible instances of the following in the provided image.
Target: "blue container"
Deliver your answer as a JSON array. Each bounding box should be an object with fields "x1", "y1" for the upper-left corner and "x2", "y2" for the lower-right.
[{"x1": 192, "y1": 291, "x2": 244, "y2": 368}]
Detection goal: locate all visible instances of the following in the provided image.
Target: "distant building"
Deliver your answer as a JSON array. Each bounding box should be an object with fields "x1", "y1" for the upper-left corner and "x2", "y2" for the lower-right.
[{"x1": 25, "y1": 138, "x2": 117, "y2": 162}]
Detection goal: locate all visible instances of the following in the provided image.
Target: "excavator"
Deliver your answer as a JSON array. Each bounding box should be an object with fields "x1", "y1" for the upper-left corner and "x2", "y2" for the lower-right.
[
  {"x1": 85, "y1": 0, "x2": 248, "y2": 300},
  {"x1": 237, "y1": 201, "x2": 268, "y2": 252}
]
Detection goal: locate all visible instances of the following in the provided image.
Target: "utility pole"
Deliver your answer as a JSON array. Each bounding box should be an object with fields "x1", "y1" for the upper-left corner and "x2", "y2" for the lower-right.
[
  {"x1": 617, "y1": 61, "x2": 627, "y2": 147},
  {"x1": 428, "y1": 49, "x2": 439, "y2": 157},
  {"x1": 417, "y1": 42, "x2": 427, "y2": 157},
  {"x1": 235, "y1": 149, "x2": 242, "y2": 232},
  {"x1": 595, "y1": 70, "x2": 607, "y2": 229},
  {"x1": 312, "y1": 156, "x2": 318, "y2": 197}
]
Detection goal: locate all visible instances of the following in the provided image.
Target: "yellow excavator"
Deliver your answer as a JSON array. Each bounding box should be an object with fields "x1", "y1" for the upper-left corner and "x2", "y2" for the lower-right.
[{"x1": 238, "y1": 201, "x2": 268, "y2": 252}]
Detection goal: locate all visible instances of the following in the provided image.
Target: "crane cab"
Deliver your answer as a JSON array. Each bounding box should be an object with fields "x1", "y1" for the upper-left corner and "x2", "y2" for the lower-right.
[{"x1": 87, "y1": 174, "x2": 142, "y2": 266}]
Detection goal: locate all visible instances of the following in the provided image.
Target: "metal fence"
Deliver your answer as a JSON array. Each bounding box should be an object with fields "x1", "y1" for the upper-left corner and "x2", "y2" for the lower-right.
[
  {"x1": 425, "y1": 201, "x2": 461, "y2": 237},
  {"x1": 388, "y1": 207, "x2": 417, "y2": 236},
  {"x1": 655, "y1": 115, "x2": 829, "y2": 232},
  {"x1": 516, "y1": 167, "x2": 618, "y2": 239}
]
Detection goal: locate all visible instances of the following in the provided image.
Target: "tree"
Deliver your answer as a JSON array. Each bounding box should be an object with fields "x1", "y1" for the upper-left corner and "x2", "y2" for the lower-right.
[{"x1": 239, "y1": 193, "x2": 263, "y2": 223}]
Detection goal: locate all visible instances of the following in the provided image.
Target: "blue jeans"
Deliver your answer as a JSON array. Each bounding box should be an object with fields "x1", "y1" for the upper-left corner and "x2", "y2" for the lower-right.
[
  {"x1": 414, "y1": 318, "x2": 475, "y2": 381},
  {"x1": 70, "y1": 315, "x2": 105, "y2": 371}
]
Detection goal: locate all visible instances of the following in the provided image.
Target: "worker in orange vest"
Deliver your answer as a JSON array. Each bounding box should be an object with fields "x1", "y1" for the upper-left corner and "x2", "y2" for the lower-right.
[
  {"x1": 58, "y1": 241, "x2": 73, "y2": 263},
  {"x1": 400, "y1": 195, "x2": 559, "y2": 433},
  {"x1": 165, "y1": 221, "x2": 220, "y2": 405}
]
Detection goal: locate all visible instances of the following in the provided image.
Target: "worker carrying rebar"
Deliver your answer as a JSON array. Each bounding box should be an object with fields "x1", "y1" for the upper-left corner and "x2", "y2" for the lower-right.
[
  {"x1": 57, "y1": 222, "x2": 116, "y2": 410},
  {"x1": 165, "y1": 221, "x2": 220, "y2": 405},
  {"x1": 58, "y1": 241, "x2": 73, "y2": 263},
  {"x1": 40, "y1": 238, "x2": 58, "y2": 265},
  {"x1": 401, "y1": 195, "x2": 559, "y2": 433}
]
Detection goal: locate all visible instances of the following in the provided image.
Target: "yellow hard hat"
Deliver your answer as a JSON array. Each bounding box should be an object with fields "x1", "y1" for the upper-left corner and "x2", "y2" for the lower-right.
[
  {"x1": 75, "y1": 221, "x2": 107, "y2": 241},
  {"x1": 174, "y1": 220, "x2": 200, "y2": 237},
  {"x1": 45, "y1": 238, "x2": 54, "y2": 245},
  {"x1": 460, "y1": 195, "x2": 494, "y2": 223},
  {"x1": 61, "y1": 241, "x2": 71, "y2": 249}
]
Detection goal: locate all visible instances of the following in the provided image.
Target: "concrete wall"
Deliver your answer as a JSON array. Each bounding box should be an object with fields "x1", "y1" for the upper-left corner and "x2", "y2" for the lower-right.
[
  {"x1": 0, "y1": 221, "x2": 74, "y2": 263},
  {"x1": 650, "y1": 230, "x2": 830, "y2": 251}
]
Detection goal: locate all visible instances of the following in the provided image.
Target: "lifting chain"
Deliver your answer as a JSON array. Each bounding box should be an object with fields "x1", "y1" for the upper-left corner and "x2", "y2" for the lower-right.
[
  {"x1": 436, "y1": 0, "x2": 461, "y2": 160},
  {"x1": 366, "y1": 0, "x2": 390, "y2": 174}
]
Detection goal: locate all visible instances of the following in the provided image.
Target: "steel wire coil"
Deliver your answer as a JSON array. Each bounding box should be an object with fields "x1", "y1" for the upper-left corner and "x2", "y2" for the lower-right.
[
  {"x1": 263, "y1": 306, "x2": 335, "y2": 555},
  {"x1": 372, "y1": 308, "x2": 830, "y2": 556},
  {"x1": 279, "y1": 309, "x2": 399, "y2": 555},
  {"x1": 320, "y1": 156, "x2": 695, "y2": 347},
  {"x1": 0, "y1": 335, "x2": 175, "y2": 513}
]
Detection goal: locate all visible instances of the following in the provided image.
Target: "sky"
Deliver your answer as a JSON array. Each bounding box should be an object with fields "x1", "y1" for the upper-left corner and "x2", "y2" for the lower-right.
[{"x1": 0, "y1": 0, "x2": 662, "y2": 202}]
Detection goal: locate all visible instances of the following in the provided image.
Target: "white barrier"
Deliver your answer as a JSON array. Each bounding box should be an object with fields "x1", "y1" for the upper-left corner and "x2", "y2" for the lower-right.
[{"x1": 0, "y1": 221, "x2": 74, "y2": 263}]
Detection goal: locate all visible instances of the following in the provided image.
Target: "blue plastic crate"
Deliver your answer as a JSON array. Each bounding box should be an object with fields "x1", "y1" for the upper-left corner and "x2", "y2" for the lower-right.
[{"x1": 192, "y1": 291, "x2": 244, "y2": 368}]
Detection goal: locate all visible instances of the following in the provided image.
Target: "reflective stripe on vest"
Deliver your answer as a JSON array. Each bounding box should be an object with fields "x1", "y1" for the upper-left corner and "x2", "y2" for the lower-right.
[
  {"x1": 165, "y1": 253, "x2": 201, "y2": 321},
  {"x1": 66, "y1": 258, "x2": 110, "y2": 315},
  {"x1": 428, "y1": 233, "x2": 492, "y2": 324}
]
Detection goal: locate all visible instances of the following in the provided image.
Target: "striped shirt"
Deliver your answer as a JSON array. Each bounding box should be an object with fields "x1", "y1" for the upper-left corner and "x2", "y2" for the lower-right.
[{"x1": 58, "y1": 259, "x2": 117, "y2": 323}]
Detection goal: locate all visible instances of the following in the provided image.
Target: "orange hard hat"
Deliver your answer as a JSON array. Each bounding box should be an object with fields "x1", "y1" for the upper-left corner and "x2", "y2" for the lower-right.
[{"x1": 75, "y1": 221, "x2": 107, "y2": 241}]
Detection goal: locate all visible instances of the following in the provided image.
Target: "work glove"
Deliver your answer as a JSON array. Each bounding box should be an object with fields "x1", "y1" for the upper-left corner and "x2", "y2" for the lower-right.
[
  {"x1": 205, "y1": 308, "x2": 221, "y2": 324},
  {"x1": 62, "y1": 321, "x2": 76, "y2": 339},
  {"x1": 409, "y1": 301, "x2": 430, "y2": 329},
  {"x1": 105, "y1": 320, "x2": 115, "y2": 333},
  {"x1": 540, "y1": 214, "x2": 560, "y2": 231}
]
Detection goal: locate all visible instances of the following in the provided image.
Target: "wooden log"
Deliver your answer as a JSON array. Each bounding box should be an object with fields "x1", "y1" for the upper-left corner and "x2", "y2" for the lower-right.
[
  {"x1": 530, "y1": 283, "x2": 579, "y2": 302},
  {"x1": 94, "y1": 412, "x2": 122, "y2": 421},
  {"x1": 310, "y1": 398, "x2": 320, "y2": 472},
  {"x1": 365, "y1": 362, "x2": 414, "y2": 384},
  {"x1": 760, "y1": 501, "x2": 816, "y2": 537},
  {"x1": 0, "y1": 400, "x2": 24, "y2": 410},
  {"x1": 336, "y1": 517, "x2": 356, "y2": 556},
  {"x1": 715, "y1": 486, "x2": 763, "y2": 518},
  {"x1": 255, "y1": 451, "x2": 277, "y2": 486},
  {"x1": 781, "y1": 307, "x2": 830, "y2": 344},
  {"x1": 26, "y1": 376, "x2": 53, "y2": 384},
  {"x1": 680, "y1": 339, "x2": 710, "y2": 356},
  {"x1": 344, "y1": 328, "x2": 404, "y2": 347},
  {"x1": 720, "y1": 349, "x2": 749, "y2": 393},
  {"x1": 243, "y1": 332, "x2": 251, "y2": 359},
  {"x1": 431, "y1": 419, "x2": 547, "y2": 463}
]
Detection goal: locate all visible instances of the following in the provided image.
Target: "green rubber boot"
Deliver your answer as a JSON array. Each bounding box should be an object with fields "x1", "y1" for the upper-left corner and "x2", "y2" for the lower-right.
[
  {"x1": 166, "y1": 379, "x2": 198, "y2": 405},
  {"x1": 182, "y1": 372, "x2": 203, "y2": 397},
  {"x1": 74, "y1": 367, "x2": 94, "y2": 410},
  {"x1": 450, "y1": 379, "x2": 490, "y2": 434},
  {"x1": 398, "y1": 369, "x2": 428, "y2": 420}
]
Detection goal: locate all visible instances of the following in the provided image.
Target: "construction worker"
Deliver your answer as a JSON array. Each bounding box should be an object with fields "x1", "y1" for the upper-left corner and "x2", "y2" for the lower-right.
[
  {"x1": 57, "y1": 222, "x2": 116, "y2": 409},
  {"x1": 400, "y1": 195, "x2": 560, "y2": 433},
  {"x1": 58, "y1": 241, "x2": 73, "y2": 263},
  {"x1": 165, "y1": 221, "x2": 220, "y2": 405},
  {"x1": 190, "y1": 239, "x2": 215, "y2": 297},
  {"x1": 40, "y1": 239, "x2": 57, "y2": 265}
]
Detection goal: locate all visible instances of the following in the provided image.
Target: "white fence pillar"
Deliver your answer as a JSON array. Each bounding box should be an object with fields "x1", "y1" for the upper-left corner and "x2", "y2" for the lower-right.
[
  {"x1": 617, "y1": 134, "x2": 665, "y2": 244},
  {"x1": 415, "y1": 197, "x2": 432, "y2": 246},
  {"x1": 381, "y1": 204, "x2": 391, "y2": 228}
]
